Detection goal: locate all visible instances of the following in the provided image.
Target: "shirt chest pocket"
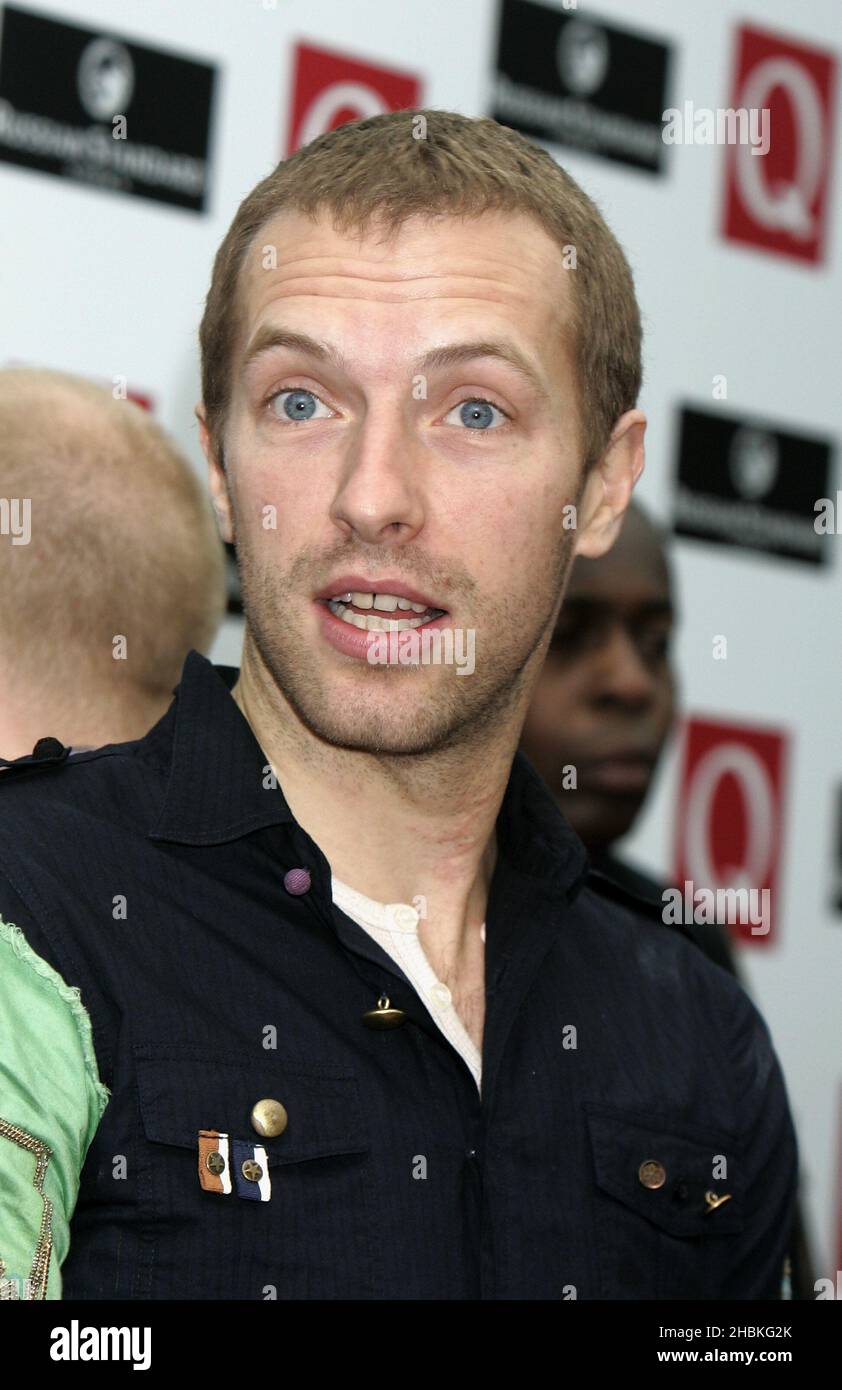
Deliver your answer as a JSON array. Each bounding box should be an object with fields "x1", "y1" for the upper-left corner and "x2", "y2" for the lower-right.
[
  {"x1": 133, "y1": 1043, "x2": 381, "y2": 1300},
  {"x1": 585, "y1": 1103, "x2": 744, "y2": 1300}
]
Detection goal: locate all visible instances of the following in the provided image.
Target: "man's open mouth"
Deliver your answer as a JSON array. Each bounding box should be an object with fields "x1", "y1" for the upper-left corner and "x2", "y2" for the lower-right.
[{"x1": 325, "y1": 591, "x2": 448, "y2": 632}]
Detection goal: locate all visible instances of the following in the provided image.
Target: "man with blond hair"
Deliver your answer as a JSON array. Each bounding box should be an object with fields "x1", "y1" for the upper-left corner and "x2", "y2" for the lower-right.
[
  {"x1": 0, "y1": 111, "x2": 797, "y2": 1302},
  {"x1": 0, "y1": 368, "x2": 226, "y2": 759}
]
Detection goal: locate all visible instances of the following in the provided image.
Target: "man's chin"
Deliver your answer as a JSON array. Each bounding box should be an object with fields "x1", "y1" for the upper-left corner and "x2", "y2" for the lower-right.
[
  {"x1": 250, "y1": 615, "x2": 521, "y2": 757},
  {"x1": 293, "y1": 705, "x2": 465, "y2": 758},
  {"x1": 271, "y1": 664, "x2": 465, "y2": 756},
  {"x1": 567, "y1": 791, "x2": 644, "y2": 848}
]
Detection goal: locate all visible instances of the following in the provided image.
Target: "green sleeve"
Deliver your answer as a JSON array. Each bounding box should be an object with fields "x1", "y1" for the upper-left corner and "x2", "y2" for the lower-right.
[{"x1": 0, "y1": 917, "x2": 109, "y2": 1299}]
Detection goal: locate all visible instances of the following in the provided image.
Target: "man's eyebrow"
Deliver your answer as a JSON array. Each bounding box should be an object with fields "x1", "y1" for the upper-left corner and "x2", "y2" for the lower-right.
[
  {"x1": 417, "y1": 340, "x2": 551, "y2": 401},
  {"x1": 241, "y1": 327, "x2": 552, "y2": 401},
  {"x1": 241, "y1": 327, "x2": 347, "y2": 377}
]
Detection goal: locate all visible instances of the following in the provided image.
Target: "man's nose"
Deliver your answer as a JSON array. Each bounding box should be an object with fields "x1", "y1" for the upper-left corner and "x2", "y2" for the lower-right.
[
  {"x1": 329, "y1": 405, "x2": 426, "y2": 545},
  {"x1": 592, "y1": 624, "x2": 657, "y2": 707}
]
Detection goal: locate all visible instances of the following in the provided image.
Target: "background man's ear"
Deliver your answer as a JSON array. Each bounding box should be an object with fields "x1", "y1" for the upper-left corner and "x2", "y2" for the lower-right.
[
  {"x1": 195, "y1": 402, "x2": 235, "y2": 544},
  {"x1": 574, "y1": 410, "x2": 646, "y2": 560}
]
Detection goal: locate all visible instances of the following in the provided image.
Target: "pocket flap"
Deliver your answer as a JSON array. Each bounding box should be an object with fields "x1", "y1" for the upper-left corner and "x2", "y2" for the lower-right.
[
  {"x1": 134, "y1": 1043, "x2": 368, "y2": 1165},
  {"x1": 585, "y1": 1103, "x2": 743, "y2": 1236}
]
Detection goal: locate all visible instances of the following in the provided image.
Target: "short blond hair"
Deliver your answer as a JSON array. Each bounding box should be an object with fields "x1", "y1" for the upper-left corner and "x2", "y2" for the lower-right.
[
  {"x1": 0, "y1": 368, "x2": 226, "y2": 699},
  {"x1": 199, "y1": 108, "x2": 642, "y2": 473}
]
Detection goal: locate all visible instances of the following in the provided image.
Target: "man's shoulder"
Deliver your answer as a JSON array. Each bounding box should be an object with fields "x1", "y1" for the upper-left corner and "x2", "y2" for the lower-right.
[
  {"x1": 574, "y1": 867, "x2": 785, "y2": 1116},
  {"x1": 0, "y1": 729, "x2": 175, "y2": 977},
  {"x1": 581, "y1": 864, "x2": 690, "y2": 942},
  {"x1": 577, "y1": 866, "x2": 748, "y2": 1006},
  {"x1": 0, "y1": 729, "x2": 168, "y2": 835}
]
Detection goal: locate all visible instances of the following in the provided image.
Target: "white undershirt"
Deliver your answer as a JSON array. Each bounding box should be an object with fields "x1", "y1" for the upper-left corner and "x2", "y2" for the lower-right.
[{"x1": 331, "y1": 875, "x2": 484, "y2": 1096}]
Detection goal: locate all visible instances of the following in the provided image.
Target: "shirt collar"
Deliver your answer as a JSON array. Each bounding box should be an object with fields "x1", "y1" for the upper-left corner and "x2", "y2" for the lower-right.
[
  {"x1": 494, "y1": 739, "x2": 591, "y2": 902},
  {"x1": 148, "y1": 649, "x2": 590, "y2": 901},
  {"x1": 148, "y1": 649, "x2": 295, "y2": 845}
]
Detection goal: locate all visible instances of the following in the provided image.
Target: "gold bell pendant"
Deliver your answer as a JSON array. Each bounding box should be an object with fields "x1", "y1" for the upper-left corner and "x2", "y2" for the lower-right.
[{"x1": 362, "y1": 994, "x2": 407, "y2": 1029}]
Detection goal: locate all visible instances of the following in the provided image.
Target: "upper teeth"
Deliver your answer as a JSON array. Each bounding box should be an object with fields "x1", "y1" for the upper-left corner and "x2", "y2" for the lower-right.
[
  {"x1": 327, "y1": 591, "x2": 444, "y2": 633},
  {"x1": 333, "y1": 591, "x2": 428, "y2": 613}
]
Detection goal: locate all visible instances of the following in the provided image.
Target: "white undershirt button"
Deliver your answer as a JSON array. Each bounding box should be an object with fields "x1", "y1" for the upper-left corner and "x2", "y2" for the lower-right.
[
  {"x1": 332, "y1": 873, "x2": 482, "y2": 1095},
  {"x1": 430, "y1": 981, "x2": 453, "y2": 1009},
  {"x1": 391, "y1": 904, "x2": 420, "y2": 931}
]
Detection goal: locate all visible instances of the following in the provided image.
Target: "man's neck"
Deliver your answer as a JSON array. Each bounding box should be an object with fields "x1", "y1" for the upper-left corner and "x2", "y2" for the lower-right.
[
  {"x1": 231, "y1": 644, "x2": 524, "y2": 965},
  {"x1": 0, "y1": 686, "x2": 174, "y2": 760}
]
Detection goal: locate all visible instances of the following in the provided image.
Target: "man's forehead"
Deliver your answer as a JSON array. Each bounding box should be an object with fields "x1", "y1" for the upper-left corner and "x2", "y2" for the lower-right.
[
  {"x1": 236, "y1": 207, "x2": 574, "y2": 343},
  {"x1": 244, "y1": 204, "x2": 568, "y2": 278},
  {"x1": 231, "y1": 207, "x2": 575, "y2": 403},
  {"x1": 566, "y1": 557, "x2": 672, "y2": 609}
]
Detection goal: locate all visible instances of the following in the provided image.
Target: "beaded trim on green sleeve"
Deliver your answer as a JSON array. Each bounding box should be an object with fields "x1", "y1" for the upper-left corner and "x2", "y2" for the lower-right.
[{"x1": 0, "y1": 1120, "x2": 54, "y2": 1299}]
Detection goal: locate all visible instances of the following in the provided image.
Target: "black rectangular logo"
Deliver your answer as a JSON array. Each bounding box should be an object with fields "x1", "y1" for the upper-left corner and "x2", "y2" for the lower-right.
[
  {"x1": 490, "y1": 0, "x2": 672, "y2": 173},
  {"x1": 672, "y1": 406, "x2": 834, "y2": 566},
  {"x1": 0, "y1": 5, "x2": 216, "y2": 211}
]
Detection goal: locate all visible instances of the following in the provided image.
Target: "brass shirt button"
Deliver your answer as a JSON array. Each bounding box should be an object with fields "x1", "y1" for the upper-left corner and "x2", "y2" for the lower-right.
[
  {"x1": 638, "y1": 1159, "x2": 667, "y2": 1189},
  {"x1": 250, "y1": 1098, "x2": 288, "y2": 1138},
  {"x1": 205, "y1": 1151, "x2": 226, "y2": 1175},
  {"x1": 362, "y1": 995, "x2": 407, "y2": 1029}
]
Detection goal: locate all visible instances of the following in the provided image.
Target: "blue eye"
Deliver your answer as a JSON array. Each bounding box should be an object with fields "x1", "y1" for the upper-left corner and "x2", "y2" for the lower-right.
[
  {"x1": 444, "y1": 399, "x2": 508, "y2": 430},
  {"x1": 269, "y1": 388, "x2": 332, "y2": 423}
]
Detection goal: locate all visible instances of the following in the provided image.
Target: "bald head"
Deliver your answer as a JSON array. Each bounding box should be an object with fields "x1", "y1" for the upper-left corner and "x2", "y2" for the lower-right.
[
  {"x1": 521, "y1": 499, "x2": 677, "y2": 849},
  {"x1": 0, "y1": 368, "x2": 227, "y2": 757},
  {"x1": 566, "y1": 498, "x2": 672, "y2": 602}
]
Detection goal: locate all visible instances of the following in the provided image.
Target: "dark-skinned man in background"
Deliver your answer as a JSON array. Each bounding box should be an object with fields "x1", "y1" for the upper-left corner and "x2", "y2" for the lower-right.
[{"x1": 520, "y1": 498, "x2": 815, "y2": 1298}]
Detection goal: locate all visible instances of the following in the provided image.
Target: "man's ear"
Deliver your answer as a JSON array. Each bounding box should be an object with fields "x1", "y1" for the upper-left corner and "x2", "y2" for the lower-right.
[
  {"x1": 195, "y1": 402, "x2": 235, "y2": 545},
  {"x1": 574, "y1": 409, "x2": 646, "y2": 560}
]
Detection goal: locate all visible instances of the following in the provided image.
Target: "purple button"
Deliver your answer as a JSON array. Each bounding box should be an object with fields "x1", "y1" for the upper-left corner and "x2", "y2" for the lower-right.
[{"x1": 283, "y1": 867, "x2": 311, "y2": 896}]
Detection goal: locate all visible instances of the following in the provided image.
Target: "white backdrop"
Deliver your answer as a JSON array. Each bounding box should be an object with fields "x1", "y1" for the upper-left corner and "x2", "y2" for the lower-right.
[{"x1": 1, "y1": 0, "x2": 839, "y2": 1284}]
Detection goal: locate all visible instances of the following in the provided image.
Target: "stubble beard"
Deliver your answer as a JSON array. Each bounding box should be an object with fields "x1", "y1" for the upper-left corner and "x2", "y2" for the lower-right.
[{"x1": 236, "y1": 529, "x2": 578, "y2": 758}]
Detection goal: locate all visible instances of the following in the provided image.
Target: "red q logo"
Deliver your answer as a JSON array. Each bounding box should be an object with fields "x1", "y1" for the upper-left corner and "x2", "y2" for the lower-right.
[
  {"x1": 286, "y1": 43, "x2": 422, "y2": 156},
  {"x1": 722, "y1": 24, "x2": 837, "y2": 264},
  {"x1": 675, "y1": 718, "x2": 788, "y2": 945}
]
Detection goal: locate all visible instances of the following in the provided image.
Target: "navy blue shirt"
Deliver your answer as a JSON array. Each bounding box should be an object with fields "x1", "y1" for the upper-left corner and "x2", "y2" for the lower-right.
[{"x1": 0, "y1": 651, "x2": 798, "y2": 1299}]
